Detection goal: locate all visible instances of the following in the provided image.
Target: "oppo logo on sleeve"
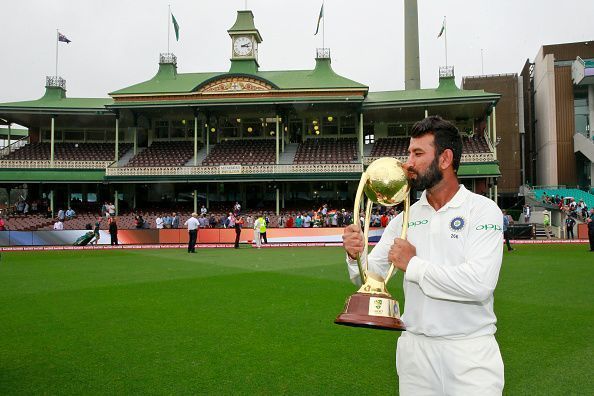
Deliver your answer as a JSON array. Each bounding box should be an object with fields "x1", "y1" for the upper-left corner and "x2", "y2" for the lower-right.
[{"x1": 475, "y1": 224, "x2": 502, "y2": 231}]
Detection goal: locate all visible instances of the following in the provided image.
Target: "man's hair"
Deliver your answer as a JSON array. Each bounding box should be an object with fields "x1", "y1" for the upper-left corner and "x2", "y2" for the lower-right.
[{"x1": 410, "y1": 115, "x2": 463, "y2": 171}]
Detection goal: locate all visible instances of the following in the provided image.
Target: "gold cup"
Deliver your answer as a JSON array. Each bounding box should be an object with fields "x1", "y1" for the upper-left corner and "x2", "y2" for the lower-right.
[{"x1": 335, "y1": 157, "x2": 410, "y2": 331}]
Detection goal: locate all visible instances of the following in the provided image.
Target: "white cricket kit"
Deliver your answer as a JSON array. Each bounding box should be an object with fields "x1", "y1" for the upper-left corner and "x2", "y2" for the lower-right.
[{"x1": 347, "y1": 185, "x2": 505, "y2": 395}]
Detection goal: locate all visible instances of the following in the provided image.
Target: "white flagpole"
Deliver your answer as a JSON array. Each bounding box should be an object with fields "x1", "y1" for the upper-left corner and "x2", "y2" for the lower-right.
[
  {"x1": 444, "y1": 16, "x2": 448, "y2": 67},
  {"x1": 167, "y1": 4, "x2": 171, "y2": 53},
  {"x1": 55, "y1": 29, "x2": 59, "y2": 77}
]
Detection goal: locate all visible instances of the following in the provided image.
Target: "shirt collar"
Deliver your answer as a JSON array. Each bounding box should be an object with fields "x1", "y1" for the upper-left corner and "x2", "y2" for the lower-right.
[{"x1": 417, "y1": 184, "x2": 469, "y2": 210}]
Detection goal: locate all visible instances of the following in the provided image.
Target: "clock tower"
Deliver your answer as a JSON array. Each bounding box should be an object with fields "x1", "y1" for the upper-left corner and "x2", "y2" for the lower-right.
[{"x1": 228, "y1": 10, "x2": 263, "y2": 74}]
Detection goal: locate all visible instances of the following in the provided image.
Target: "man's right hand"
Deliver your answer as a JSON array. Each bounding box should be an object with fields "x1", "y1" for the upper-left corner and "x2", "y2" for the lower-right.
[{"x1": 342, "y1": 224, "x2": 364, "y2": 260}]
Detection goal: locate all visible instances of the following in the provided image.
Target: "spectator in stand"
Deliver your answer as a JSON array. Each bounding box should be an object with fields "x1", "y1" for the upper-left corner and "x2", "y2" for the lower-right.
[
  {"x1": 303, "y1": 213, "x2": 312, "y2": 228},
  {"x1": 53, "y1": 219, "x2": 64, "y2": 230},
  {"x1": 31, "y1": 201, "x2": 38, "y2": 213},
  {"x1": 201, "y1": 205, "x2": 207, "y2": 216},
  {"x1": 331, "y1": 212, "x2": 338, "y2": 227},
  {"x1": 46, "y1": 206, "x2": 53, "y2": 219},
  {"x1": 23, "y1": 202, "x2": 29, "y2": 215},
  {"x1": 163, "y1": 214, "x2": 173, "y2": 229},
  {"x1": 0, "y1": 216, "x2": 6, "y2": 231},
  {"x1": 155, "y1": 215, "x2": 164, "y2": 229},
  {"x1": 565, "y1": 215, "x2": 576, "y2": 239},
  {"x1": 380, "y1": 212, "x2": 389, "y2": 228},
  {"x1": 246, "y1": 215, "x2": 254, "y2": 229},
  {"x1": 233, "y1": 201, "x2": 241, "y2": 215},
  {"x1": 135, "y1": 215, "x2": 144, "y2": 229},
  {"x1": 198, "y1": 214, "x2": 208, "y2": 229},
  {"x1": 108, "y1": 202, "x2": 116, "y2": 218},
  {"x1": 337, "y1": 210, "x2": 345, "y2": 227},
  {"x1": 109, "y1": 217, "x2": 119, "y2": 245},
  {"x1": 172, "y1": 212, "x2": 180, "y2": 229},
  {"x1": 295, "y1": 213, "x2": 303, "y2": 228},
  {"x1": 286, "y1": 215, "x2": 294, "y2": 228},
  {"x1": 228, "y1": 212, "x2": 236, "y2": 229},
  {"x1": 57, "y1": 208, "x2": 65, "y2": 222},
  {"x1": 234, "y1": 215, "x2": 244, "y2": 249},
  {"x1": 221, "y1": 213, "x2": 228, "y2": 228},
  {"x1": 278, "y1": 215, "x2": 285, "y2": 228},
  {"x1": 101, "y1": 202, "x2": 108, "y2": 218},
  {"x1": 65, "y1": 207, "x2": 76, "y2": 220},
  {"x1": 209, "y1": 214, "x2": 217, "y2": 228}
]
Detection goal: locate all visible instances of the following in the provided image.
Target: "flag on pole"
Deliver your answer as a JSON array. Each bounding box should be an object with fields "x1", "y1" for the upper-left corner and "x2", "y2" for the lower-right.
[
  {"x1": 171, "y1": 13, "x2": 180, "y2": 41},
  {"x1": 57, "y1": 31, "x2": 71, "y2": 43},
  {"x1": 437, "y1": 18, "x2": 446, "y2": 38},
  {"x1": 314, "y1": 3, "x2": 324, "y2": 35}
]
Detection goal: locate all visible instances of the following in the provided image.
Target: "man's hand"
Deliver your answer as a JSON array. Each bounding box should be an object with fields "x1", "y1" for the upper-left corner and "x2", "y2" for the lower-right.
[
  {"x1": 389, "y1": 239, "x2": 416, "y2": 271},
  {"x1": 342, "y1": 224, "x2": 364, "y2": 260}
]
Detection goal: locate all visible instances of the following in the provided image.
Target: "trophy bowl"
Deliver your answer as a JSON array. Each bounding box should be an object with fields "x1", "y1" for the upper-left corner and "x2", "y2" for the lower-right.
[{"x1": 335, "y1": 157, "x2": 410, "y2": 331}]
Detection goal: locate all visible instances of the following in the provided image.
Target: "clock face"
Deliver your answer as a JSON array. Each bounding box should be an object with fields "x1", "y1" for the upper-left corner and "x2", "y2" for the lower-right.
[{"x1": 233, "y1": 36, "x2": 253, "y2": 57}]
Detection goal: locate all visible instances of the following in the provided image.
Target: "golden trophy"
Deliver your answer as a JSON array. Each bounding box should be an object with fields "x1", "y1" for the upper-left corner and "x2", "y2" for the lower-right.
[{"x1": 335, "y1": 157, "x2": 410, "y2": 331}]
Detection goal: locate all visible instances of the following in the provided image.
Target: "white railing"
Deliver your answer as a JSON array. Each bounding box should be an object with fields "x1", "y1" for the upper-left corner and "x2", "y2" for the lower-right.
[
  {"x1": 159, "y1": 53, "x2": 177, "y2": 65},
  {"x1": 46, "y1": 76, "x2": 66, "y2": 89},
  {"x1": 106, "y1": 163, "x2": 364, "y2": 176},
  {"x1": 0, "y1": 136, "x2": 28, "y2": 157},
  {"x1": 0, "y1": 160, "x2": 113, "y2": 169},
  {"x1": 364, "y1": 152, "x2": 495, "y2": 166}
]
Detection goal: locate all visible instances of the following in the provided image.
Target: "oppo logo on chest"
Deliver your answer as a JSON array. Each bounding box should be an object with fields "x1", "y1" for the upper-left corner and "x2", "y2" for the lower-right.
[
  {"x1": 476, "y1": 224, "x2": 502, "y2": 231},
  {"x1": 408, "y1": 219, "x2": 428, "y2": 228}
]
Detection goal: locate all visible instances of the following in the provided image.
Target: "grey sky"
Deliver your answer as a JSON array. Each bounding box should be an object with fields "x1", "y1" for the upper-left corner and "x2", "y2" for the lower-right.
[{"x1": 1, "y1": 0, "x2": 593, "y2": 102}]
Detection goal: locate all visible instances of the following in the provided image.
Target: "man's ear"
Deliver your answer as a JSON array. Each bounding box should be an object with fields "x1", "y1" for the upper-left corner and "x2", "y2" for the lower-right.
[{"x1": 440, "y1": 148, "x2": 454, "y2": 170}]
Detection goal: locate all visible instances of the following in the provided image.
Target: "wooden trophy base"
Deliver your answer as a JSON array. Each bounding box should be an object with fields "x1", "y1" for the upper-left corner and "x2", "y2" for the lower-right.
[{"x1": 335, "y1": 292, "x2": 405, "y2": 331}]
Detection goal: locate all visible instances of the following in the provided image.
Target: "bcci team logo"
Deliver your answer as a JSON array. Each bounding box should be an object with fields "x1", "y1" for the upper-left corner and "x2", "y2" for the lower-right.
[{"x1": 450, "y1": 216, "x2": 466, "y2": 232}]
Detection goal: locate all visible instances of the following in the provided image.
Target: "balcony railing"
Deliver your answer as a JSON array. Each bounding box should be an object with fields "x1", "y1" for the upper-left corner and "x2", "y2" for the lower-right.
[
  {"x1": 45, "y1": 76, "x2": 66, "y2": 90},
  {"x1": 0, "y1": 160, "x2": 113, "y2": 169},
  {"x1": 439, "y1": 66, "x2": 455, "y2": 78},
  {"x1": 316, "y1": 48, "x2": 331, "y2": 59},
  {"x1": 159, "y1": 53, "x2": 177, "y2": 65}
]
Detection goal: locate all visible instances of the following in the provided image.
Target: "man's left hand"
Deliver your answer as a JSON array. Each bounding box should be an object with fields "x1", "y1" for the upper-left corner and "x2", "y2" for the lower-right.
[{"x1": 389, "y1": 239, "x2": 416, "y2": 272}]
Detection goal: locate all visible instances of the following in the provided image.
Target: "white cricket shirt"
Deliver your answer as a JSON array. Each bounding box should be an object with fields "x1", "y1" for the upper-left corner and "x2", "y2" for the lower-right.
[{"x1": 347, "y1": 185, "x2": 503, "y2": 339}]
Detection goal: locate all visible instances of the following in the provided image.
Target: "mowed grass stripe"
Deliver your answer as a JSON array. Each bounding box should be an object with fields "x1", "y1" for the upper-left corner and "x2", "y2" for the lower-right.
[{"x1": 0, "y1": 245, "x2": 592, "y2": 394}]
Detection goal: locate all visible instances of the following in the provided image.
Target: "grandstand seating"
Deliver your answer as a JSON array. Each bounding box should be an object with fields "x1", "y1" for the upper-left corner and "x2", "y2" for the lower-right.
[
  {"x1": 126, "y1": 141, "x2": 199, "y2": 167},
  {"x1": 533, "y1": 188, "x2": 594, "y2": 210},
  {"x1": 370, "y1": 135, "x2": 491, "y2": 157},
  {"x1": 202, "y1": 139, "x2": 275, "y2": 165},
  {"x1": 5, "y1": 214, "x2": 55, "y2": 231},
  {"x1": 1, "y1": 143, "x2": 132, "y2": 161},
  {"x1": 293, "y1": 138, "x2": 358, "y2": 164}
]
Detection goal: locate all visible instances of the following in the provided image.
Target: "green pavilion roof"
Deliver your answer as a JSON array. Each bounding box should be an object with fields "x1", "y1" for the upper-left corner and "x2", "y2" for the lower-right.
[
  {"x1": 364, "y1": 76, "x2": 500, "y2": 107},
  {"x1": 0, "y1": 87, "x2": 112, "y2": 111},
  {"x1": 110, "y1": 58, "x2": 368, "y2": 96}
]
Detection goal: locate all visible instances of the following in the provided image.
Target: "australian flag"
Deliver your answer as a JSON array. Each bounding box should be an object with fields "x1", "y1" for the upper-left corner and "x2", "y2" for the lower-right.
[{"x1": 58, "y1": 31, "x2": 71, "y2": 43}]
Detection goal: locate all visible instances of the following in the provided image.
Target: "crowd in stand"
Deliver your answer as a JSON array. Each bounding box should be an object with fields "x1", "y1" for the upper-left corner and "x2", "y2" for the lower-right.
[{"x1": 542, "y1": 192, "x2": 590, "y2": 221}]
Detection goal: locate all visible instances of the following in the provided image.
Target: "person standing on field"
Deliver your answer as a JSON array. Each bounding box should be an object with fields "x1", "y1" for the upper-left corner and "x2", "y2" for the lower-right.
[
  {"x1": 185, "y1": 212, "x2": 199, "y2": 253},
  {"x1": 343, "y1": 116, "x2": 504, "y2": 395}
]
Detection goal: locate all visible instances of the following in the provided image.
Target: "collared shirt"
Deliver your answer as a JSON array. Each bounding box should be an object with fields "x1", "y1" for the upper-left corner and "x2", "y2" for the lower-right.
[
  {"x1": 185, "y1": 217, "x2": 199, "y2": 231},
  {"x1": 347, "y1": 185, "x2": 503, "y2": 339}
]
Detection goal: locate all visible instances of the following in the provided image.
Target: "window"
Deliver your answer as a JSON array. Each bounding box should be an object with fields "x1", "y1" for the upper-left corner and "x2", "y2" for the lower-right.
[
  {"x1": 364, "y1": 134, "x2": 375, "y2": 144},
  {"x1": 340, "y1": 115, "x2": 356, "y2": 135},
  {"x1": 155, "y1": 121, "x2": 169, "y2": 139}
]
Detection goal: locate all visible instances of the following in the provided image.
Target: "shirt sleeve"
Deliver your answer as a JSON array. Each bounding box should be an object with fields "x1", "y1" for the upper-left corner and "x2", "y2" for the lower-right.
[
  {"x1": 346, "y1": 212, "x2": 403, "y2": 286},
  {"x1": 405, "y1": 200, "x2": 503, "y2": 302}
]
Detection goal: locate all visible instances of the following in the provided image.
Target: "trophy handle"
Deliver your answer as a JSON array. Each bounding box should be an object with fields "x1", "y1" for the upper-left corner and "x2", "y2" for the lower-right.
[
  {"x1": 353, "y1": 172, "x2": 369, "y2": 283},
  {"x1": 385, "y1": 193, "x2": 410, "y2": 282}
]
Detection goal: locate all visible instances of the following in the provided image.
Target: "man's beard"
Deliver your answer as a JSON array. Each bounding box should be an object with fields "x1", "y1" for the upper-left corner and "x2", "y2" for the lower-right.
[{"x1": 409, "y1": 156, "x2": 443, "y2": 191}]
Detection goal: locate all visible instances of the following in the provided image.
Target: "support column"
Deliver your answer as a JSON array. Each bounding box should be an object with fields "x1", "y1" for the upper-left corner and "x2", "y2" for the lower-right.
[
  {"x1": 114, "y1": 116, "x2": 119, "y2": 165},
  {"x1": 133, "y1": 128, "x2": 138, "y2": 155},
  {"x1": 276, "y1": 115, "x2": 280, "y2": 164},
  {"x1": 194, "y1": 115, "x2": 198, "y2": 166},
  {"x1": 359, "y1": 112, "x2": 364, "y2": 163},
  {"x1": 133, "y1": 185, "x2": 137, "y2": 210},
  {"x1": 206, "y1": 183, "x2": 210, "y2": 208},
  {"x1": 424, "y1": 109, "x2": 429, "y2": 118},
  {"x1": 276, "y1": 188, "x2": 280, "y2": 216},
  {"x1": 281, "y1": 183, "x2": 285, "y2": 209},
  {"x1": 281, "y1": 118, "x2": 285, "y2": 153},
  {"x1": 50, "y1": 117, "x2": 55, "y2": 167},
  {"x1": 115, "y1": 189, "x2": 119, "y2": 216},
  {"x1": 194, "y1": 189, "x2": 198, "y2": 214},
  {"x1": 492, "y1": 106, "x2": 497, "y2": 159},
  {"x1": 7, "y1": 122, "x2": 11, "y2": 151},
  {"x1": 50, "y1": 189, "x2": 54, "y2": 218},
  {"x1": 206, "y1": 123, "x2": 210, "y2": 155},
  {"x1": 589, "y1": 85, "x2": 594, "y2": 140}
]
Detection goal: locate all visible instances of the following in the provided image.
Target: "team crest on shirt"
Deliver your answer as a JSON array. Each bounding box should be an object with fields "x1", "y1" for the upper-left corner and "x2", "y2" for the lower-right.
[{"x1": 449, "y1": 216, "x2": 466, "y2": 232}]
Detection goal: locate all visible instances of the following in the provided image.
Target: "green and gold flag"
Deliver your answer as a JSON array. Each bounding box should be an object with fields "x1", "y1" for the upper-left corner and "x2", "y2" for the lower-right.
[
  {"x1": 171, "y1": 13, "x2": 180, "y2": 41},
  {"x1": 437, "y1": 18, "x2": 446, "y2": 38},
  {"x1": 314, "y1": 3, "x2": 324, "y2": 35}
]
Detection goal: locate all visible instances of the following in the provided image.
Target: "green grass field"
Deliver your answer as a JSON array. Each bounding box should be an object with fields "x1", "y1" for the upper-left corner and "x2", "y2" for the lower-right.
[{"x1": 0, "y1": 245, "x2": 592, "y2": 395}]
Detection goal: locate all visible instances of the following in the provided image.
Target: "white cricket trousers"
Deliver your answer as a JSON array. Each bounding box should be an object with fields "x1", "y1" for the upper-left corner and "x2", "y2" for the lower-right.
[
  {"x1": 396, "y1": 332, "x2": 504, "y2": 396},
  {"x1": 254, "y1": 230, "x2": 261, "y2": 248}
]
